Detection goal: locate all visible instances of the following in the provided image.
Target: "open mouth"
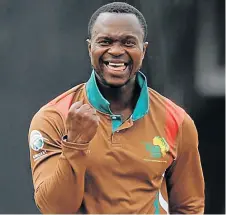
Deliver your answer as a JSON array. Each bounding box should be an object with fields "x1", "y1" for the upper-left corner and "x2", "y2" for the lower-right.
[{"x1": 103, "y1": 61, "x2": 129, "y2": 71}]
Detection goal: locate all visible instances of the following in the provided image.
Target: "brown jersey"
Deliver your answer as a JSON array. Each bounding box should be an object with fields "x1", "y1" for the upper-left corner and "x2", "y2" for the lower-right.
[{"x1": 28, "y1": 71, "x2": 205, "y2": 214}]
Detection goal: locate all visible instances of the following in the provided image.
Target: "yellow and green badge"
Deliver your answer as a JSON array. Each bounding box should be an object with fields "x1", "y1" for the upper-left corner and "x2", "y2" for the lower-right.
[{"x1": 143, "y1": 136, "x2": 169, "y2": 158}]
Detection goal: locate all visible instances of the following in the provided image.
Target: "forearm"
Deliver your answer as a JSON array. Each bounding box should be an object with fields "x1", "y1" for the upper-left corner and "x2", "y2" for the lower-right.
[
  {"x1": 35, "y1": 149, "x2": 88, "y2": 214},
  {"x1": 29, "y1": 106, "x2": 92, "y2": 213}
]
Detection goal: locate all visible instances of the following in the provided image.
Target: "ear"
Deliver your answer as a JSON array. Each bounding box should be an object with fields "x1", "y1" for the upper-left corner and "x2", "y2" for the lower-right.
[
  {"x1": 86, "y1": 38, "x2": 91, "y2": 57},
  {"x1": 142, "y1": 42, "x2": 148, "y2": 58}
]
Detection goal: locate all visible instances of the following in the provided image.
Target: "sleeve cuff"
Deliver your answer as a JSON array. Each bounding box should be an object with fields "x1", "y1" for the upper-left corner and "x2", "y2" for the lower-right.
[{"x1": 61, "y1": 135, "x2": 90, "y2": 151}]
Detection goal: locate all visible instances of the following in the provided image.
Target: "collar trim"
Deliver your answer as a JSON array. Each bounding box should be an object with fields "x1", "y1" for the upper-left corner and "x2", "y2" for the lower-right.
[{"x1": 85, "y1": 70, "x2": 149, "y2": 121}]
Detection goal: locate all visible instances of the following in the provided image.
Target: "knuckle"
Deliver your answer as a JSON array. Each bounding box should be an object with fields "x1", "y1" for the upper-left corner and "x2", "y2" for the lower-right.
[
  {"x1": 82, "y1": 104, "x2": 91, "y2": 109},
  {"x1": 83, "y1": 112, "x2": 90, "y2": 118},
  {"x1": 71, "y1": 101, "x2": 82, "y2": 109}
]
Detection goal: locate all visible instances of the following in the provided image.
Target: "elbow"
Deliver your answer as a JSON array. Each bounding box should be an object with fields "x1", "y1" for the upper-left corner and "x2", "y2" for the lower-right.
[
  {"x1": 170, "y1": 199, "x2": 205, "y2": 214},
  {"x1": 34, "y1": 184, "x2": 82, "y2": 214}
]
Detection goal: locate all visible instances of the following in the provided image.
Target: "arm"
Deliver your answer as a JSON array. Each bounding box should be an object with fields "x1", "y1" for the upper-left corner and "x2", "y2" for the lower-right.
[
  {"x1": 166, "y1": 114, "x2": 205, "y2": 214},
  {"x1": 29, "y1": 109, "x2": 89, "y2": 214}
]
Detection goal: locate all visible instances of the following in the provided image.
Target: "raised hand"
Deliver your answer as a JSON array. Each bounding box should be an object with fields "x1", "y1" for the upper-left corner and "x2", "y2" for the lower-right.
[{"x1": 66, "y1": 101, "x2": 100, "y2": 144}]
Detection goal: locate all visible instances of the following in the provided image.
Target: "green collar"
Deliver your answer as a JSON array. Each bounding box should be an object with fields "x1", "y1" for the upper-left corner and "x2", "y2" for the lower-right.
[{"x1": 85, "y1": 70, "x2": 149, "y2": 121}]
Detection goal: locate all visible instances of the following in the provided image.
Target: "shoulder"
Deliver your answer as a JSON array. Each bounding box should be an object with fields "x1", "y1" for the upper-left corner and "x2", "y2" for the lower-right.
[
  {"x1": 30, "y1": 83, "x2": 85, "y2": 130},
  {"x1": 148, "y1": 87, "x2": 185, "y2": 123},
  {"x1": 147, "y1": 88, "x2": 189, "y2": 145},
  {"x1": 40, "y1": 83, "x2": 85, "y2": 117},
  {"x1": 34, "y1": 83, "x2": 85, "y2": 119}
]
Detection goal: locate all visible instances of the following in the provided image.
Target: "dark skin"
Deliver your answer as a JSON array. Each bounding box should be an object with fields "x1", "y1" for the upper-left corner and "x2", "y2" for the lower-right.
[
  {"x1": 87, "y1": 12, "x2": 148, "y2": 121},
  {"x1": 66, "y1": 12, "x2": 148, "y2": 143}
]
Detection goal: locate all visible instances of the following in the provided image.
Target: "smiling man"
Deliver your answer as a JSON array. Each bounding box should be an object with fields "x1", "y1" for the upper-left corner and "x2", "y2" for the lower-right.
[{"x1": 28, "y1": 2, "x2": 205, "y2": 214}]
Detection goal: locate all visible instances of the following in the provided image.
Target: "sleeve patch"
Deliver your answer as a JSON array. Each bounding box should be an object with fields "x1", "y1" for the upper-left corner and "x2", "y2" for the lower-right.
[{"x1": 29, "y1": 130, "x2": 45, "y2": 151}]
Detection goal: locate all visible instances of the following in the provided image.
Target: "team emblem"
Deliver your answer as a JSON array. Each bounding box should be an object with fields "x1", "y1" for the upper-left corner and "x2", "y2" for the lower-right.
[
  {"x1": 143, "y1": 136, "x2": 169, "y2": 159},
  {"x1": 29, "y1": 130, "x2": 44, "y2": 151},
  {"x1": 153, "y1": 136, "x2": 169, "y2": 157}
]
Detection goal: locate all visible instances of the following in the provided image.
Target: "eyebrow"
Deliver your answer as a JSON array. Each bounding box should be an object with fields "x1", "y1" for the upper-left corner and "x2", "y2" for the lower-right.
[{"x1": 96, "y1": 35, "x2": 138, "y2": 41}]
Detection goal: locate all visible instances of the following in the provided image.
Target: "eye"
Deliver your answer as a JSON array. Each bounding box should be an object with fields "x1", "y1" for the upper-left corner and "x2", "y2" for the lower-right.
[
  {"x1": 124, "y1": 40, "x2": 136, "y2": 47},
  {"x1": 98, "y1": 40, "x2": 111, "y2": 46}
]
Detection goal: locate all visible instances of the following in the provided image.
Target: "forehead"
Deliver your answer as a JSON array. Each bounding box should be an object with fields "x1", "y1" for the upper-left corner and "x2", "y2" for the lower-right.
[{"x1": 92, "y1": 12, "x2": 144, "y2": 40}]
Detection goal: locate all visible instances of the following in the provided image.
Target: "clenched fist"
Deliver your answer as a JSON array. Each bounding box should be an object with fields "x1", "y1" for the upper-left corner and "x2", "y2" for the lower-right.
[{"x1": 66, "y1": 101, "x2": 100, "y2": 144}]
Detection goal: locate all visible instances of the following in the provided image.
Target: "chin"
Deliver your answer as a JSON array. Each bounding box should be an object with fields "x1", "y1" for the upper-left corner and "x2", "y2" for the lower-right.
[
  {"x1": 103, "y1": 78, "x2": 131, "y2": 88},
  {"x1": 105, "y1": 83, "x2": 126, "y2": 88},
  {"x1": 94, "y1": 68, "x2": 134, "y2": 88}
]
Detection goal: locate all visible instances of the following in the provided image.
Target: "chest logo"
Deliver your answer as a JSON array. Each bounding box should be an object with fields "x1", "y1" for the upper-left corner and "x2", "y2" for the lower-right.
[{"x1": 143, "y1": 136, "x2": 169, "y2": 159}]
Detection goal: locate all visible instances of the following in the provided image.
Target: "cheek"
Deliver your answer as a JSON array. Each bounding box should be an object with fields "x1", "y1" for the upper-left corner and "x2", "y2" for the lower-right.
[
  {"x1": 131, "y1": 50, "x2": 144, "y2": 67},
  {"x1": 90, "y1": 47, "x2": 105, "y2": 64}
]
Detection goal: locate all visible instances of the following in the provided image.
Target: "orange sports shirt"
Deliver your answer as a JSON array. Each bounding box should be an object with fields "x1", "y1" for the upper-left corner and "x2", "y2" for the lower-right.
[{"x1": 28, "y1": 71, "x2": 205, "y2": 214}]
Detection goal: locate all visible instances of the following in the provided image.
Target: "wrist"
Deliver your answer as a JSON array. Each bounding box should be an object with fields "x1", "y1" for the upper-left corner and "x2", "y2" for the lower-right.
[
  {"x1": 63, "y1": 135, "x2": 89, "y2": 144},
  {"x1": 62, "y1": 135, "x2": 90, "y2": 152}
]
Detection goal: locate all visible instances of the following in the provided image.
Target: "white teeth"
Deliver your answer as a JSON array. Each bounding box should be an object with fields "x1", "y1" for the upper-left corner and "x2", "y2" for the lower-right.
[{"x1": 108, "y1": 62, "x2": 125, "y2": 67}]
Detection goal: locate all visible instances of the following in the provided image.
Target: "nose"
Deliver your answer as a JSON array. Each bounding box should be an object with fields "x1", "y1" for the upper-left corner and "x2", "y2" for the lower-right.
[{"x1": 108, "y1": 43, "x2": 125, "y2": 56}]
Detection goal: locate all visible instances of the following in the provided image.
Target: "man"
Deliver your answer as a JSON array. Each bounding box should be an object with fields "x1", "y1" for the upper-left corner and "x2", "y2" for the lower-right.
[{"x1": 28, "y1": 2, "x2": 205, "y2": 214}]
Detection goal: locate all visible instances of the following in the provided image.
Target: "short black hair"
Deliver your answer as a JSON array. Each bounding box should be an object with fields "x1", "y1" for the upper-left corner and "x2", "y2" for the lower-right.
[{"x1": 88, "y1": 2, "x2": 147, "y2": 41}]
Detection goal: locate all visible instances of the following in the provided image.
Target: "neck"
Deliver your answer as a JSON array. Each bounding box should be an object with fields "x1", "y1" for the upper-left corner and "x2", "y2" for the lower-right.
[{"x1": 96, "y1": 77, "x2": 140, "y2": 114}]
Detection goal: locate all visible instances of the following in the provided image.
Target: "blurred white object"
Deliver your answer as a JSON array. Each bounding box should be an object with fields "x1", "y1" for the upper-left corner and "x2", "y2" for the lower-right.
[{"x1": 195, "y1": 0, "x2": 225, "y2": 97}]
